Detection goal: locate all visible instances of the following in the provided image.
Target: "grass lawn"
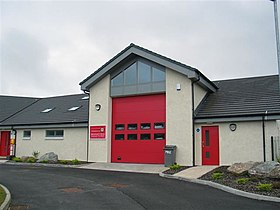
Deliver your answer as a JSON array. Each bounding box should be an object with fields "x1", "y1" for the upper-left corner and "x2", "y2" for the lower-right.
[{"x1": 0, "y1": 185, "x2": 6, "y2": 205}]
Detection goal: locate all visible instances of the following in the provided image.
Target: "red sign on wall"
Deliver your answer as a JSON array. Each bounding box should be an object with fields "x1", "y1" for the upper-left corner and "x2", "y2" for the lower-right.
[{"x1": 90, "y1": 126, "x2": 106, "y2": 139}]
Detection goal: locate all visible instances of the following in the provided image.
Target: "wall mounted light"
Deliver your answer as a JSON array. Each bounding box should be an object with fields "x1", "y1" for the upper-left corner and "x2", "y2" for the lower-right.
[
  {"x1": 229, "y1": 123, "x2": 237, "y2": 131},
  {"x1": 176, "y1": 83, "x2": 181, "y2": 91},
  {"x1": 95, "y1": 104, "x2": 101, "y2": 111}
]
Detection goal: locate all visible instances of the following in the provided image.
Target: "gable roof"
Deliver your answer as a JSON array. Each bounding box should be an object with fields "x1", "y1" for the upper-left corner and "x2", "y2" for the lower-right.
[
  {"x1": 195, "y1": 75, "x2": 280, "y2": 120},
  {"x1": 80, "y1": 43, "x2": 218, "y2": 92},
  {"x1": 0, "y1": 95, "x2": 39, "y2": 123},
  {"x1": 0, "y1": 94, "x2": 89, "y2": 127}
]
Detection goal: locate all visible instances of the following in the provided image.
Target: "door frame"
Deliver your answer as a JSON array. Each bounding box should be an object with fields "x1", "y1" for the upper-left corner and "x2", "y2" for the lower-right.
[
  {"x1": 201, "y1": 126, "x2": 219, "y2": 165},
  {"x1": 111, "y1": 94, "x2": 166, "y2": 164},
  {"x1": 0, "y1": 131, "x2": 11, "y2": 157}
]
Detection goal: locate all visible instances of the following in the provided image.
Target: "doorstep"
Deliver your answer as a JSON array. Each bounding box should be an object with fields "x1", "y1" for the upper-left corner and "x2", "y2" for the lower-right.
[{"x1": 175, "y1": 165, "x2": 219, "y2": 179}]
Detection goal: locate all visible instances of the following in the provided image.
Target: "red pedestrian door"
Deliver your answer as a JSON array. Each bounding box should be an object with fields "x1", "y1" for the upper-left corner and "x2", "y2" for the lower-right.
[
  {"x1": 0, "y1": 131, "x2": 11, "y2": 156},
  {"x1": 202, "y1": 126, "x2": 219, "y2": 165}
]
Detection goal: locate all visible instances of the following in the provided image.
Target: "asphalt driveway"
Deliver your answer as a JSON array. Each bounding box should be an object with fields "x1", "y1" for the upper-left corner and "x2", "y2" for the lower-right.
[{"x1": 0, "y1": 164, "x2": 279, "y2": 210}]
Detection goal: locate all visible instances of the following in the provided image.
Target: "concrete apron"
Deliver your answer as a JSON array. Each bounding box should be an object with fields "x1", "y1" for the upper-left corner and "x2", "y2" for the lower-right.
[{"x1": 79, "y1": 162, "x2": 168, "y2": 174}]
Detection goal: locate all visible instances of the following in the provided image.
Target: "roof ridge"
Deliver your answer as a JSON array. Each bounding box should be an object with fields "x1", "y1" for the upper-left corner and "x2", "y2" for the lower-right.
[
  {"x1": 214, "y1": 74, "x2": 279, "y2": 83},
  {"x1": 42, "y1": 93, "x2": 86, "y2": 99},
  {"x1": 0, "y1": 95, "x2": 40, "y2": 99}
]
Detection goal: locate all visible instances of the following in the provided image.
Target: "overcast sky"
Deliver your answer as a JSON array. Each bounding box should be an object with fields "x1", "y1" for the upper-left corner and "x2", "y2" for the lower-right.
[{"x1": 0, "y1": 0, "x2": 278, "y2": 97}]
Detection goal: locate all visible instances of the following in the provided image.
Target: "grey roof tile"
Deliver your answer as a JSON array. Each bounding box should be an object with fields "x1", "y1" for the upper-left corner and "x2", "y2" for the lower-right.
[
  {"x1": 195, "y1": 75, "x2": 280, "y2": 118},
  {"x1": 0, "y1": 95, "x2": 39, "y2": 123},
  {"x1": 0, "y1": 94, "x2": 89, "y2": 126}
]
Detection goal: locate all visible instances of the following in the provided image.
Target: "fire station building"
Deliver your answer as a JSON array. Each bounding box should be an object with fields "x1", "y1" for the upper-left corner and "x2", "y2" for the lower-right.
[
  {"x1": 1, "y1": 43, "x2": 280, "y2": 165},
  {"x1": 80, "y1": 43, "x2": 280, "y2": 166}
]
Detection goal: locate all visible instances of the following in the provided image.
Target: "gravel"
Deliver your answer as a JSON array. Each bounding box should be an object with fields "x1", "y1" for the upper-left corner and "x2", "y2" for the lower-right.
[{"x1": 199, "y1": 166, "x2": 280, "y2": 198}]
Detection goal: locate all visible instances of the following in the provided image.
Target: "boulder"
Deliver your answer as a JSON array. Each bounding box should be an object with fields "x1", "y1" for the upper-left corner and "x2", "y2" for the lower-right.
[
  {"x1": 248, "y1": 161, "x2": 279, "y2": 177},
  {"x1": 37, "y1": 152, "x2": 58, "y2": 163},
  {"x1": 268, "y1": 166, "x2": 280, "y2": 179},
  {"x1": 227, "y1": 161, "x2": 259, "y2": 175}
]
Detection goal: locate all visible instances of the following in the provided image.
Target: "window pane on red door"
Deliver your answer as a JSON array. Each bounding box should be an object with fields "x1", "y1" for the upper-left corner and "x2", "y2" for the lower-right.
[
  {"x1": 140, "y1": 134, "x2": 151, "y2": 140},
  {"x1": 115, "y1": 134, "x2": 124, "y2": 140},
  {"x1": 128, "y1": 124, "x2": 137, "y2": 130},
  {"x1": 128, "y1": 134, "x2": 137, "y2": 140}
]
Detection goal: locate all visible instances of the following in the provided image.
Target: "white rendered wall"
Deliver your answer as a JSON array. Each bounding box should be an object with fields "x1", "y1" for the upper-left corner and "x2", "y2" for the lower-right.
[
  {"x1": 194, "y1": 83, "x2": 208, "y2": 109},
  {"x1": 16, "y1": 127, "x2": 87, "y2": 161},
  {"x1": 277, "y1": 120, "x2": 280, "y2": 136},
  {"x1": 195, "y1": 120, "x2": 279, "y2": 165},
  {"x1": 88, "y1": 75, "x2": 112, "y2": 162},
  {"x1": 166, "y1": 68, "x2": 193, "y2": 165}
]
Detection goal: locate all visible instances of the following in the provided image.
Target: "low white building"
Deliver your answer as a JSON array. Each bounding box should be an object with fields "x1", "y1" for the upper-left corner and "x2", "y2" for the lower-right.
[
  {"x1": 1, "y1": 44, "x2": 279, "y2": 165},
  {"x1": 0, "y1": 94, "x2": 89, "y2": 161}
]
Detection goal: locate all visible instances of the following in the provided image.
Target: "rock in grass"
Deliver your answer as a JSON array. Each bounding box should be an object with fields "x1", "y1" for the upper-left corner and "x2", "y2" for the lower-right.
[
  {"x1": 227, "y1": 161, "x2": 259, "y2": 175},
  {"x1": 37, "y1": 152, "x2": 58, "y2": 163}
]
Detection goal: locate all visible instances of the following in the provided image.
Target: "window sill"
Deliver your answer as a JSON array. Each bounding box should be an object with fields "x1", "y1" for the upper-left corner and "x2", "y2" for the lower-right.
[
  {"x1": 22, "y1": 137, "x2": 31, "y2": 140},
  {"x1": 45, "y1": 137, "x2": 64, "y2": 140}
]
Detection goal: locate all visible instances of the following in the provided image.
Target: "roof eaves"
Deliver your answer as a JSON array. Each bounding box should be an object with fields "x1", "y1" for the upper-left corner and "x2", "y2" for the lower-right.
[
  {"x1": 0, "y1": 122, "x2": 88, "y2": 129},
  {"x1": 80, "y1": 43, "x2": 218, "y2": 92},
  {"x1": 195, "y1": 111, "x2": 280, "y2": 120},
  {"x1": 79, "y1": 44, "x2": 133, "y2": 87}
]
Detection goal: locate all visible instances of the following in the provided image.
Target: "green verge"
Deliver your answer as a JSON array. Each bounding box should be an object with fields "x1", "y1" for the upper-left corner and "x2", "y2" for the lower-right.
[{"x1": 0, "y1": 185, "x2": 6, "y2": 205}]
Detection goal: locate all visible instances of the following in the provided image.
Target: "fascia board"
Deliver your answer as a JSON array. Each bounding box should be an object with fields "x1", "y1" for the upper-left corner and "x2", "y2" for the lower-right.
[
  {"x1": 0, "y1": 123, "x2": 88, "y2": 130},
  {"x1": 196, "y1": 77, "x2": 217, "y2": 93},
  {"x1": 81, "y1": 46, "x2": 216, "y2": 92},
  {"x1": 81, "y1": 48, "x2": 134, "y2": 91},
  {"x1": 195, "y1": 115, "x2": 280, "y2": 123},
  {"x1": 131, "y1": 47, "x2": 196, "y2": 78}
]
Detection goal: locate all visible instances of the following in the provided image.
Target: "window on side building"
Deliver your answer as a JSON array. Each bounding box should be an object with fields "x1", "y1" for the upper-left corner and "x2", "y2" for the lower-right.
[
  {"x1": 23, "y1": 130, "x2": 31, "y2": 140},
  {"x1": 45, "y1": 130, "x2": 64, "y2": 140}
]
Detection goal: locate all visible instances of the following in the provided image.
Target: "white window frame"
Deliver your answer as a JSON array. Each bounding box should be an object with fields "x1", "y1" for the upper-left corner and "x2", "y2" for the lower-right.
[
  {"x1": 22, "y1": 130, "x2": 31, "y2": 140},
  {"x1": 45, "y1": 130, "x2": 64, "y2": 140}
]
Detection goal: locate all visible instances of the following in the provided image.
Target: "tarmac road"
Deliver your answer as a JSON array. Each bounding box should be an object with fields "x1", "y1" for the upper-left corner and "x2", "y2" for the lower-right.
[{"x1": 0, "y1": 164, "x2": 279, "y2": 210}]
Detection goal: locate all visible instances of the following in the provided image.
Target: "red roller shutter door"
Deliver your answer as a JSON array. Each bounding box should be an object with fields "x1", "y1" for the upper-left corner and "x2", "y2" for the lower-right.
[{"x1": 112, "y1": 94, "x2": 166, "y2": 164}]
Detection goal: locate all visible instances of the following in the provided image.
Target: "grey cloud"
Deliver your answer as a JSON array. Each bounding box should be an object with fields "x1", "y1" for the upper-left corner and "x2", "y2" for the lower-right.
[
  {"x1": 0, "y1": 1, "x2": 278, "y2": 97},
  {"x1": 0, "y1": 29, "x2": 67, "y2": 96}
]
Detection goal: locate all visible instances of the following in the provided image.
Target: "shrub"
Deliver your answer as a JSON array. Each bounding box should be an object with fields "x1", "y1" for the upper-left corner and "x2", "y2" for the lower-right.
[
  {"x1": 170, "y1": 163, "x2": 181, "y2": 170},
  {"x1": 12, "y1": 157, "x2": 22, "y2": 162},
  {"x1": 256, "y1": 183, "x2": 272, "y2": 192},
  {"x1": 277, "y1": 156, "x2": 280, "y2": 163},
  {"x1": 212, "y1": 172, "x2": 223, "y2": 180},
  {"x1": 32, "y1": 151, "x2": 40, "y2": 159},
  {"x1": 71, "y1": 158, "x2": 80, "y2": 165},
  {"x1": 59, "y1": 160, "x2": 69, "y2": 164},
  {"x1": 27, "y1": 157, "x2": 36, "y2": 163},
  {"x1": 249, "y1": 177, "x2": 259, "y2": 182},
  {"x1": 272, "y1": 182, "x2": 280, "y2": 189},
  {"x1": 236, "y1": 178, "x2": 250, "y2": 185},
  {"x1": 41, "y1": 160, "x2": 49, "y2": 164}
]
